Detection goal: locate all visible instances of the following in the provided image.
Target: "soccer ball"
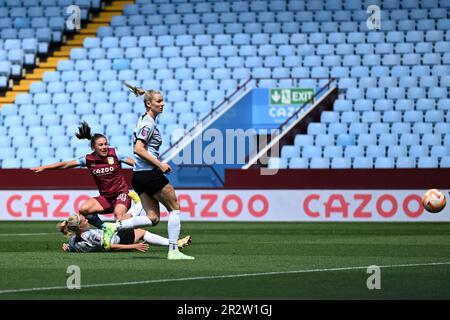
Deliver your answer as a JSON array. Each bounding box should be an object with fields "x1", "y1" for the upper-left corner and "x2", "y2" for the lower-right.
[{"x1": 422, "y1": 189, "x2": 446, "y2": 213}]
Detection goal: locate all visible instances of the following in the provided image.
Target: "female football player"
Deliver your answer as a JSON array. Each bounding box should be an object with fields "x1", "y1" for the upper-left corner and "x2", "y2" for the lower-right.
[
  {"x1": 102, "y1": 83, "x2": 194, "y2": 260},
  {"x1": 59, "y1": 214, "x2": 191, "y2": 253},
  {"x1": 31, "y1": 122, "x2": 150, "y2": 230}
]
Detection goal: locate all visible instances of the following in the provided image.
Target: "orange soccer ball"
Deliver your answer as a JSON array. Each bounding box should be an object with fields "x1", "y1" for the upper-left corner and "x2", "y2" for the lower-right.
[{"x1": 422, "y1": 189, "x2": 446, "y2": 213}]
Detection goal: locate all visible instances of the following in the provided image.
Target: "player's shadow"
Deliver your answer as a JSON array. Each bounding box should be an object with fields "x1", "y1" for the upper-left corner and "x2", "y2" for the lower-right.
[{"x1": 105, "y1": 255, "x2": 166, "y2": 260}]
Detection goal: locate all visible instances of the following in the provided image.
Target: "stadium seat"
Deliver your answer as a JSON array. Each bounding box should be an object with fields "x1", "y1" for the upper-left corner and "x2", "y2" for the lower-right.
[{"x1": 352, "y1": 157, "x2": 373, "y2": 169}]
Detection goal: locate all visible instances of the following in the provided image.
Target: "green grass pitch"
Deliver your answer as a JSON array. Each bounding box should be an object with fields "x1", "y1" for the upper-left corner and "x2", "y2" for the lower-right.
[{"x1": 0, "y1": 221, "x2": 449, "y2": 299}]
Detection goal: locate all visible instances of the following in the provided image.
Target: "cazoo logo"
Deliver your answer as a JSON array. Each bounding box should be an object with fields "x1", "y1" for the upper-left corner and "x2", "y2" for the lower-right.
[{"x1": 93, "y1": 167, "x2": 114, "y2": 175}]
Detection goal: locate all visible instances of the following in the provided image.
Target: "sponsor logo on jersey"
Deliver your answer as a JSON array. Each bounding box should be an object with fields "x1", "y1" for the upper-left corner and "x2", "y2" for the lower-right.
[
  {"x1": 93, "y1": 166, "x2": 114, "y2": 175},
  {"x1": 140, "y1": 128, "x2": 148, "y2": 137}
]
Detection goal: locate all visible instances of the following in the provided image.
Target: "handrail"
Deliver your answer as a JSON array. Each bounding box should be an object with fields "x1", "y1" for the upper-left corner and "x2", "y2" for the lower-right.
[
  {"x1": 160, "y1": 76, "x2": 336, "y2": 165},
  {"x1": 278, "y1": 77, "x2": 336, "y2": 131},
  {"x1": 243, "y1": 77, "x2": 337, "y2": 169},
  {"x1": 160, "y1": 76, "x2": 254, "y2": 159}
]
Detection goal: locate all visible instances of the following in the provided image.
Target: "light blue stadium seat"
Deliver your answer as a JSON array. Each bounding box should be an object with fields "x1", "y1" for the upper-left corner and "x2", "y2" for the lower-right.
[
  {"x1": 320, "y1": 111, "x2": 339, "y2": 123},
  {"x1": 365, "y1": 145, "x2": 385, "y2": 157},
  {"x1": 344, "y1": 145, "x2": 365, "y2": 158},
  {"x1": 387, "y1": 145, "x2": 408, "y2": 158},
  {"x1": 423, "y1": 53, "x2": 441, "y2": 66},
  {"x1": 396, "y1": 157, "x2": 416, "y2": 168},
  {"x1": 281, "y1": 145, "x2": 300, "y2": 159},
  {"x1": 17, "y1": 147, "x2": 36, "y2": 161},
  {"x1": 417, "y1": 157, "x2": 439, "y2": 168},
  {"x1": 413, "y1": 122, "x2": 433, "y2": 134},
  {"x1": 347, "y1": 88, "x2": 364, "y2": 100},
  {"x1": 309, "y1": 157, "x2": 330, "y2": 169},
  {"x1": 54, "y1": 147, "x2": 73, "y2": 160},
  {"x1": 390, "y1": 122, "x2": 410, "y2": 135},
  {"x1": 348, "y1": 121, "x2": 368, "y2": 135},
  {"x1": 334, "y1": 100, "x2": 352, "y2": 112},
  {"x1": 109, "y1": 135, "x2": 129, "y2": 147},
  {"x1": 423, "y1": 133, "x2": 442, "y2": 147},
  {"x1": 340, "y1": 111, "x2": 359, "y2": 123},
  {"x1": 307, "y1": 123, "x2": 327, "y2": 135},
  {"x1": 400, "y1": 133, "x2": 420, "y2": 146},
  {"x1": 287, "y1": 157, "x2": 308, "y2": 169},
  {"x1": 315, "y1": 134, "x2": 335, "y2": 147},
  {"x1": 2, "y1": 158, "x2": 21, "y2": 168},
  {"x1": 378, "y1": 133, "x2": 398, "y2": 146},
  {"x1": 403, "y1": 110, "x2": 423, "y2": 123},
  {"x1": 438, "y1": 149, "x2": 450, "y2": 166},
  {"x1": 336, "y1": 134, "x2": 355, "y2": 146},
  {"x1": 373, "y1": 99, "x2": 393, "y2": 112},
  {"x1": 433, "y1": 65, "x2": 450, "y2": 77},
  {"x1": 429, "y1": 88, "x2": 448, "y2": 99},
  {"x1": 361, "y1": 111, "x2": 381, "y2": 123},
  {"x1": 394, "y1": 99, "x2": 413, "y2": 111},
  {"x1": 301, "y1": 145, "x2": 322, "y2": 158},
  {"x1": 352, "y1": 157, "x2": 373, "y2": 168},
  {"x1": 443, "y1": 56, "x2": 450, "y2": 68},
  {"x1": 409, "y1": 144, "x2": 429, "y2": 158},
  {"x1": 374, "y1": 157, "x2": 395, "y2": 168},
  {"x1": 431, "y1": 146, "x2": 448, "y2": 157},
  {"x1": 435, "y1": 41, "x2": 450, "y2": 53},
  {"x1": 331, "y1": 157, "x2": 351, "y2": 169},
  {"x1": 333, "y1": 43, "x2": 351, "y2": 56},
  {"x1": 412, "y1": 65, "x2": 431, "y2": 78},
  {"x1": 425, "y1": 110, "x2": 444, "y2": 123},
  {"x1": 4, "y1": 115, "x2": 22, "y2": 127},
  {"x1": 323, "y1": 145, "x2": 343, "y2": 158},
  {"x1": 267, "y1": 157, "x2": 288, "y2": 169},
  {"x1": 357, "y1": 133, "x2": 377, "y2": 146},
  {"x1": 294, "y1": 135, "x2": 314, "y2": 147},
  {"x1": 398, "y1": 77, "x2": 417, "y2": 88},
  {"x1": 365, "y1": 88, "x2": 384, "y2": 100},
  {"x1": 328, "y1": 123, "x2": 347, "y2": 135},
  {"x1": 419, "y1": 77, "x2": 439, "y2": 89},
  {"x1": 35, "y1": 146, "x2": 54, "y2": 158}
]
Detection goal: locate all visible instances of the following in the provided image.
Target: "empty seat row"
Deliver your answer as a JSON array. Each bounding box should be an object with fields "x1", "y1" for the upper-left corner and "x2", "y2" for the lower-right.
[
  {"x1": 281, "y1": 144, "x2": 450, "y2": 159},
  {"x1": 268, "y1": 156, "x2": 450, "y2": 169}
]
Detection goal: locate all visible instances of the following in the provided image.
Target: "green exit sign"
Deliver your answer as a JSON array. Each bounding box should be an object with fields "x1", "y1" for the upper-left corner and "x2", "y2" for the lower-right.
[{"x1": 270, "y1": 88, "x2": 314, "y2": 105}]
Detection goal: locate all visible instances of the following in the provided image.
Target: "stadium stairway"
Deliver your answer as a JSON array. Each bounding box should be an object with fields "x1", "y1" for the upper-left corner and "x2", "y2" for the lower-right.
[{"x1": 0, "y1": 0, "x2": 133, "y2": 108}]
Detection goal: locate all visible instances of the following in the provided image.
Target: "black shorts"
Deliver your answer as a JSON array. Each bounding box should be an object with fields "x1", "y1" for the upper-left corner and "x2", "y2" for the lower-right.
[
  {"x1": 117, "y1": 229, "x2": 135, "y2": 245},
  {"x1": 132, "y1": 168, "x2": 169, "y2": 196}
]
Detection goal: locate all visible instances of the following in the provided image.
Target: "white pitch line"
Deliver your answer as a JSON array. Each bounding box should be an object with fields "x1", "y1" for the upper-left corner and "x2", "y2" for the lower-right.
[
  {"x1": 0, "y1": 233, "x2": 54, "y2": 237},
  {"x1": 0, "y1": 261, "x2": 449, "y2": 295}
]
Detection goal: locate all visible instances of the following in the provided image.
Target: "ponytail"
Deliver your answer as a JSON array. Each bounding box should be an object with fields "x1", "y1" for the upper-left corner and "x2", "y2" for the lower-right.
[
  {"x1": 75, "y1": 121, "x2": 93, "y2": 141},
  {"x1": 75, "y1": 121, "x2": 106, "y2": 149},
  {"x1": 124, "y1": 82, "x2": 146, "y2": 97},
  {"x1": 124, "y1": 82, "x2": 161, "y2": 107},
  {"x1": 57, "y1": 215, "x2": 81, "y2": 238}
]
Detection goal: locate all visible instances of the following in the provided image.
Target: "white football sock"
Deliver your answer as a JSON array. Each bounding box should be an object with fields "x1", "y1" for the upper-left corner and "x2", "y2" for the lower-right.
[
  {"x1": 127, "y1": 202, "x2": 144, "y2": 217},
  {"x1": 168, "y1": 210, "x2": 180, "y2": 251},
  {"x1": 116, "y1": 216, "x2": 152, "y2": 230},
  {"x1": 143, "y1": 231, "x2": 169, "y2": 246}
]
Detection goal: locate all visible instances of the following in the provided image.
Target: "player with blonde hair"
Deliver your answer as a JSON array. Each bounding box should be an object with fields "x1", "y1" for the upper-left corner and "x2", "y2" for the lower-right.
[
  {"x1": 102, "y1": 83, "x2": 194, "y2": 260},
  {"x1": 58, "y1": 213, "x2": 191, "y2": 253}
]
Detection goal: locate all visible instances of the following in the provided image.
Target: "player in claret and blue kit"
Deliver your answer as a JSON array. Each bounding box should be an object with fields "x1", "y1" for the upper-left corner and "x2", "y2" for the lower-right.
[{"x1": 31, "y1": 121, "x2": 153, "y2": 232}]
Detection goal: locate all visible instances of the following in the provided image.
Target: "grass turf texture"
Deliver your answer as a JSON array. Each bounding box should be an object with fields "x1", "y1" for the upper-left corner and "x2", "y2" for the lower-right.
[{"x1": 0, "y1": 221, "x2": 449, "y2": 299}]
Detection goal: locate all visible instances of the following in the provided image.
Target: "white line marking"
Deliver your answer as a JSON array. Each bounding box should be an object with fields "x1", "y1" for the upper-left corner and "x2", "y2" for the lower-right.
[
  {"x1": 0, "y1": 261, "x2": 449, "y2": 295},
  {"x1": 0, "y1": 233, "x2": 54, "y2": 237}
]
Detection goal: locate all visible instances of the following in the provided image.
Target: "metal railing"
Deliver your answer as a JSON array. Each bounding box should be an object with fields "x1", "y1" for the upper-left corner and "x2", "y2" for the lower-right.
[
  {"x1": 160, "y1": 76, "x2": 254, "y2": 160},
  {"x1": 243, "y1": 77, "x2": 337, "y2": 169}
]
